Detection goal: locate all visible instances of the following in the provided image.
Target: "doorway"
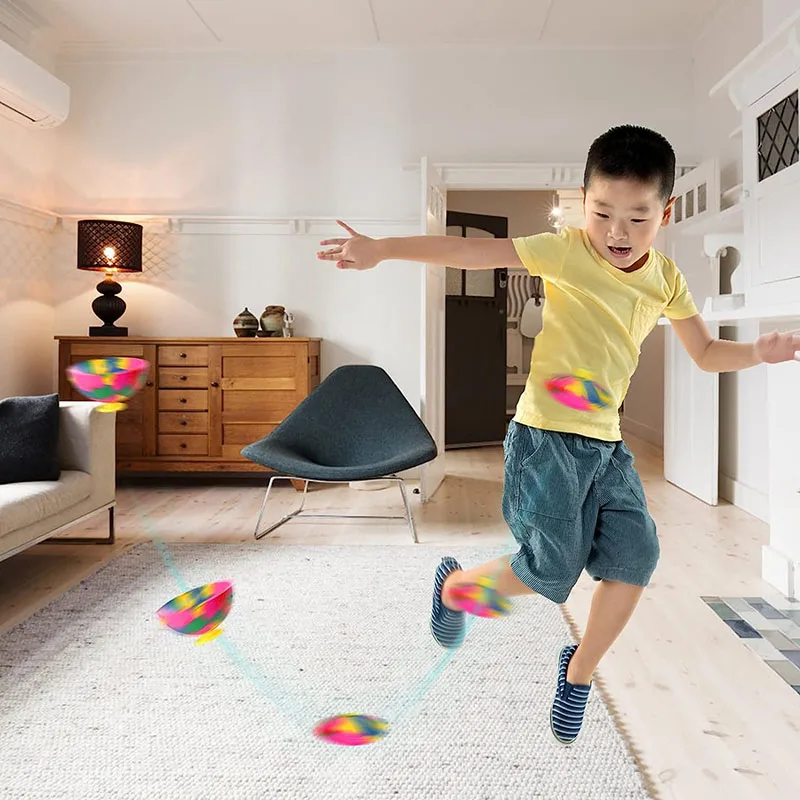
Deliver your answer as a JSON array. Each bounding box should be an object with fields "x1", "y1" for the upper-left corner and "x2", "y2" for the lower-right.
[
  {"x1": 443, "y1": 189, "x2": 561, "y2": 450},
  {"x1": 444, "y1": 210, "x2": 508, "y2": 448}
]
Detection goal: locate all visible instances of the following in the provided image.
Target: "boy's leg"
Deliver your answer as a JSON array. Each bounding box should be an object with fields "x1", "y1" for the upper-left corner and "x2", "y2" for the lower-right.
[
  {"x1": 551, "y1": 439, "x2": 657, "y2": 745},
  {"x1": 429, "y1": 423, "x2": 592, "y2": 649},
  {"x1": 566, "y1": 580, "x2": 644, "y2": 685}
]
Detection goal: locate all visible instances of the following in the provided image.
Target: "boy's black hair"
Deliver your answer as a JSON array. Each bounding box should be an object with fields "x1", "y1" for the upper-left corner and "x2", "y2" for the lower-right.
[{"x1": 584, "y1": 125, "x2": 676, "y2": 205}]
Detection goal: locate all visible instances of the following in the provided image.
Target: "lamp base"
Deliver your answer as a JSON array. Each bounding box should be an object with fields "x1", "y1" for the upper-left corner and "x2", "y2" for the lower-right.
[
  {"x1": 89, "y1": 324, "x2": 128, "y2": 337},
  {"x1": 88, "y1": 276, "x2": 129, "y2": 337}
]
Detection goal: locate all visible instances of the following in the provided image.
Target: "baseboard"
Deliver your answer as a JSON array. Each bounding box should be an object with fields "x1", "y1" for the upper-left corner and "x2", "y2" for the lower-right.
[
  {"x1": 762, "y1": 545, "x2": 800, "y2": 599},
  {"x1": 621, "y1": 417, "x2": 662, "y2": 447},
  {"x1": 718, "y1": 475, "x2": 769, "y2": 522}
]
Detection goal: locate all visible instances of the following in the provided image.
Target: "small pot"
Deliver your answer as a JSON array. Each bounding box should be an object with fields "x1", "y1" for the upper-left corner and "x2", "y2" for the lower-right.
[{"x1": 260, "y1": 305, "x2": 286, "y2": 337}]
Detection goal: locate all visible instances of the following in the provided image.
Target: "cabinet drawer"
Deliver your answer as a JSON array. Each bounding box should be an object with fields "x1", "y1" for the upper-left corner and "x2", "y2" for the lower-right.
[
  {"x1": 158, "y1": 367, "x2": 209, "y2": 389},
  {"x1": 158, "y1": 435, "x2": 209, "y2": 456},
  {"x1": 159, "y1": 412, "x2": 209, "y2": 434},
  {"x1": 158, "y1": 346, "x2": 208, "y2": 367},
  {"x1": 158, "y1": 389, "x2": 209, "y2": 411}
]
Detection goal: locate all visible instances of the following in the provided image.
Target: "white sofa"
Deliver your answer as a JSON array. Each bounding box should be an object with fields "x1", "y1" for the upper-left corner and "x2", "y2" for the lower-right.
[{"x1": 0, "y1": 401, "x2": 117, "y2": 562}]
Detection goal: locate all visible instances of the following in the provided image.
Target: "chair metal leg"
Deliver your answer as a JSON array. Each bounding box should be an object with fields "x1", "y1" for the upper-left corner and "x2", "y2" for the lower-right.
[
  {"x1": 252, "y1": 475, "x2": 420, "y2": 542},
  {"x1": 51, "y1": 507, "x2": 116, "y2": 545},
  {"x1": 397, "y1": 478, "x2": 418, "y2": 543},
  {"x1": 254, "y1": 476, "x2": 310, "y2": 540}
]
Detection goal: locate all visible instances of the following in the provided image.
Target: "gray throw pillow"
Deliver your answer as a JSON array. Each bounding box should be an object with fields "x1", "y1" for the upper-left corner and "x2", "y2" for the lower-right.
[{"x1": 0, "y1": 394, "x2": 61, "y2": 485}]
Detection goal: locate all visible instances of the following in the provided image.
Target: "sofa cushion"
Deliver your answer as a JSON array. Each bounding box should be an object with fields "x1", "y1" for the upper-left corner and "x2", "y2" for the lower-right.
[
  {"x1": 0, "y1": 394, "x2": 61, "y2": 485},
  {"x1": 0, "y1": 471, "x2": 92, "y2": 537}
]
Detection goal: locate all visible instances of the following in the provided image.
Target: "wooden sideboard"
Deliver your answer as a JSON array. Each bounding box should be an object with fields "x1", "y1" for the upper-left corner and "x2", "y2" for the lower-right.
[{"x1": 57, "y1": 336, "x2": 321, "y2": 474}]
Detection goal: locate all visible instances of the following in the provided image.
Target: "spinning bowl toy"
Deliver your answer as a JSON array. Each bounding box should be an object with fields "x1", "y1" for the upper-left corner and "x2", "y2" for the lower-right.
[
  {"x1": 156, "y1": 581, "x2": 233, "y2": 645},
  {"x1": 448, "y1": 575, "x2": 512, "y2": 618},
  {"x1": 313, "y1": 714, "x2": 390, "y2": 746},
  {"x1": 544, "y1": 369, "x2": 612, "y2": 412},
  {"x1": 66, "y1": 357, "x2": 150, "y2": 412}
]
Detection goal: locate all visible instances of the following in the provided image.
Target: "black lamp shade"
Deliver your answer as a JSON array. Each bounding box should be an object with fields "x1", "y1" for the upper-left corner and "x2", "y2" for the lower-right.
[{"x1": 77, "y1": 220, "x2": 143, "y2": 273}]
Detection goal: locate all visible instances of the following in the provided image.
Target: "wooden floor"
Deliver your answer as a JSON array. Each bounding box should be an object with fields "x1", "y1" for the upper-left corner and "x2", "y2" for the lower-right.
[{"x1": 1, "y1": 436, "x2": 797, "y2": 799}]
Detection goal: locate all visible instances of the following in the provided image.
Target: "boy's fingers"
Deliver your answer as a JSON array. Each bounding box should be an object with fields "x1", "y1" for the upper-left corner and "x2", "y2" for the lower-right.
[
  {"x1": 319, "y1": 238, "x2": 347, "y2": 246},
  {"x1": 336, "y1": 219, "x2": 359, "y2": 236}
]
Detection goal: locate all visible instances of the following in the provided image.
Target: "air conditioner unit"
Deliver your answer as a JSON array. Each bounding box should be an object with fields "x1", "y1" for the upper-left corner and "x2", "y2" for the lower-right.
[{"x1": 0, "y1": 38, "x2": 69, "y2": 129}]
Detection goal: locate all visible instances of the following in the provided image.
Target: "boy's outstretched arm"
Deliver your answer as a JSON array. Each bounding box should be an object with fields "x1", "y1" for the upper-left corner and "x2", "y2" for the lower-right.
[
  {"x1": 670, "y1": 314, "x2": 800, "y2": 372},
  {"x1": 317, "y1": 220, "x2": 522, "y2": 271}
]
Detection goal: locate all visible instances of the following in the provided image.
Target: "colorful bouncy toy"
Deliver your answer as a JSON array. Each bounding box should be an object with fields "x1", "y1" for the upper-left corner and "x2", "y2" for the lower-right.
[
  {"x1": 313, "y1": 714, "x2": 391, "y2": 746},
  {"x1": 544, "y1": 368, "x2": 612, "y2": 412},
  {"x1": 66, "y1": 356, "x2": 150, "y2": 412},
  {"x1": 448, "y1": 575, "x2": 512, "y2": 618},
  {"x1": 156, "y1": 581, "x2": 234, "y2": 646}
]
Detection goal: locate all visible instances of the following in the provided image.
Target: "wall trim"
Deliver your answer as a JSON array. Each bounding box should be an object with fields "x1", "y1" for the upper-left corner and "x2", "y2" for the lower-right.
[
  {"x1": 404, "y1": 161, "x2": 697, "y2": 190},
  {"x1": 0, "y1": 197, "x2": 59, "y2": 231},
  {"x1": 762, "y1": 544, "x2": 799, "y2": 599},
  {"x1": 170, "y1": 216, "x2": 418, "y2": 237},
  {"x1": 719, "y1": 474, "x2": 770, "y2": 522},
  {"x1": 621, "y1": 417, "x2": 663, "y2": 448},
  {"x1": 6, "y1": 203, "x2": 418, "y2": 237}
]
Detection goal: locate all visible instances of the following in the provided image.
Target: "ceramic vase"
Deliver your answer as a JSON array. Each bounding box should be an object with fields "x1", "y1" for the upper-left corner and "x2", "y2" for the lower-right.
[{"x1": 233, "y1": 307, "x2": 259, "y2": 337}]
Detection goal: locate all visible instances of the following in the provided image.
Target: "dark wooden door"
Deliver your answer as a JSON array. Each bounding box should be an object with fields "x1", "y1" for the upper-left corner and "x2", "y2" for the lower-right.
[{"x1": 445, "y1": 211, "x2": 508, "y2": 448}]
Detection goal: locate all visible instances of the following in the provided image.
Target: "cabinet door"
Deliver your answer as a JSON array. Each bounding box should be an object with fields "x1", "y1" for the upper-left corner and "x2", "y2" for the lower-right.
[
  {"x1": 59, "y1": 340, "x2": 158, "y2": 457},
  {"x1": 744, "y1": 76, "x2": 800, "y2": 290},
  {"x1": 211, "y1": 342, "x2": 310, "y2": 461}
]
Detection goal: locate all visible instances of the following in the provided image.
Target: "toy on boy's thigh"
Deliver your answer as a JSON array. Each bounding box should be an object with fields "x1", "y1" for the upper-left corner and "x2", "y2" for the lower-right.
[
  {"x1": 66, "y1": 356, "x2": 150, "y2": 412},
  {"x1": 313, "y1": 713, "x2": 391, "y2": 746},
  {"x1": 156, "y1": 581, "x2": 233, "y2": 645},
  {"x1": 544, "y1": 369, "x2": 612, "y2": 412}
]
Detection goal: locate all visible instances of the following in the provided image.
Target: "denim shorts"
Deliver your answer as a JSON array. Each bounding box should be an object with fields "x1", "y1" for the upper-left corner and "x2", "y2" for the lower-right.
[{"x1": 502, "y1": 420, "x2": 659, "y2": 604}]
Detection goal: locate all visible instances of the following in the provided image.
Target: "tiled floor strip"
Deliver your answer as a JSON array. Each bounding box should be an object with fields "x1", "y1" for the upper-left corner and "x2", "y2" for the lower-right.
[{"x1": 702, "y1": 595, "x2": 800, "y2": 695}]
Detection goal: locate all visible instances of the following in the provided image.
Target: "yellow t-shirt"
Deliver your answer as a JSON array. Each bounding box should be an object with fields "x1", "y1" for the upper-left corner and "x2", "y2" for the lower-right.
[{"x1": 512, "y1": 226, "x2": 697, "y2": 441}]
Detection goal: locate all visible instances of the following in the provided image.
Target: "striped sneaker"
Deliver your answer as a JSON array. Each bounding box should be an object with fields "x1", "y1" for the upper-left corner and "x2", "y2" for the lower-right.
[
  {"x1": 550, "y1": 644, "x2": 592, "y2": 745},
  {"x1": 429, "y1": 557, "x2": 465, "y2": 648}
]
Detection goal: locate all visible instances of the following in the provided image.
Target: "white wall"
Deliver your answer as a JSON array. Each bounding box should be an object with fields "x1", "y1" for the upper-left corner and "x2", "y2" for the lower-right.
[
  {"x1": 763, "y1": 0, "x2": 799, "y2": 36},
  {"x1": 0, "y1": 32, "x2": 59, "y2": 398},
  {"x1": 48, "y1": 47, "x2": 694, "y2": 413}
]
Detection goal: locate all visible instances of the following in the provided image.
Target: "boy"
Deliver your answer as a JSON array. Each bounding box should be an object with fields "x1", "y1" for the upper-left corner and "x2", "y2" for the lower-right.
[{"x1": 316, "y1": 125, "x2": 799, "y2": 745}]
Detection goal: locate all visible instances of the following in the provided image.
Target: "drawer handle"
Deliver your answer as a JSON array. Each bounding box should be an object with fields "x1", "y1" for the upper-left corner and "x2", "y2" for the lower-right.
[
  {"x1": 179, "y1": 375, "x2": 187, "y2": 382},
  {"x1": 180, "y1": 442, "x2": 187, "y2": 449},
  {"x1": 210, "y1": 381, "x2": 219, "y2": 388},
  {"x1": 179, "y1": 398, "x2": 187, "y2": 404},
  {"x1": 180, "y1": 420, "x2": 188, "y2": 427},
  {"x1": 179, "y1": 352, "x2": 187, "y2": 359}
]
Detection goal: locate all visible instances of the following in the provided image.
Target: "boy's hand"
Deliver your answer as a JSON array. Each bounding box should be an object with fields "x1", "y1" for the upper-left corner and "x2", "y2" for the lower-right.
[
  {"x1": 755, "y1": 330, "x2": 800, "y2": 364},
  {"x1": 317, "y1": 220, "x2": 381, "y2": 271}
]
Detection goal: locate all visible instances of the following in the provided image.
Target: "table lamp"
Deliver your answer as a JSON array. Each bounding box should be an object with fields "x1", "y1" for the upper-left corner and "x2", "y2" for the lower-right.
[{"x1": 77, "y1": 219, "x2": 143, "y2": 337}]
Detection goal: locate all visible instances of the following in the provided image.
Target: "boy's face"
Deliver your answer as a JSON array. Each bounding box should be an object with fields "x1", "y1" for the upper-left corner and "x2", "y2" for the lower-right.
[{"x1": 582, "y1": 176, "x2": 672, "y2": 270}]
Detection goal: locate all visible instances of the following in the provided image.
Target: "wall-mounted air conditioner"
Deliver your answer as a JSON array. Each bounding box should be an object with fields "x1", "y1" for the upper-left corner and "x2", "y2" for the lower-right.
[{"x1": 0, "y1": 38, "x2": 69, "y2": 129}]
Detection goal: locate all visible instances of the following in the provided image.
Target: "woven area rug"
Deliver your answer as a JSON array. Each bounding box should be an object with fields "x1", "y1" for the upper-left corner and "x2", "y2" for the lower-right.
[{"x1": 0, "y1": 544, "x2": 655, "y2": 799}]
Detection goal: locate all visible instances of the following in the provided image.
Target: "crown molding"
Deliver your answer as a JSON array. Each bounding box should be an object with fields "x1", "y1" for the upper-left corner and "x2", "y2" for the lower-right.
[
  {"x1": 404, "y1": 161, "x2": 697, "y2": 190},
  {"x1": 0, "y1": 197, "x2": 58, "y2": 231}
]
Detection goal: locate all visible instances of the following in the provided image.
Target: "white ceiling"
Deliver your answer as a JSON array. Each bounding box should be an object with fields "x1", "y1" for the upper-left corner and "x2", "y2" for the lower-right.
[{"x1": 4, "y1": 0, "x2": 730, "y2": 53}]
